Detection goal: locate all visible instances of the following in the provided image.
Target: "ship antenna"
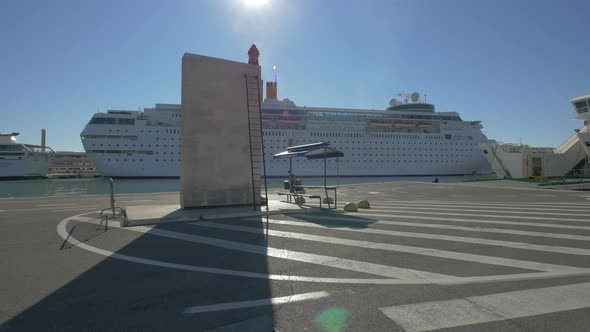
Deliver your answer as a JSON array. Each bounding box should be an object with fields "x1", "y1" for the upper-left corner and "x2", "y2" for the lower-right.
[{"x1": 424, "y1": 93, "x2": 427, "y2": 103}]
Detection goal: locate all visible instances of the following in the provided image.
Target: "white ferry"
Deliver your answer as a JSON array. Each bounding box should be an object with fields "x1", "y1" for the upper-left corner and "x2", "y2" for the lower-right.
[
  {"x1": 0, "y1": 131, "x2": 55, "y2": 179},
  {"x1": 81, "y1": 89, "x2": 491, "y2": 177}
]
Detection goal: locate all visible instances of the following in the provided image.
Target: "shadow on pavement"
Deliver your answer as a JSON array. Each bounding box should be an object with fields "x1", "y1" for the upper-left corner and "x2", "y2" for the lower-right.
[
  {"x1": 287, "y1": 211, "x2": 377, "y2": 229},
  {"x1": 1, "y1": 216, "x2": 275, "y2": 332}
]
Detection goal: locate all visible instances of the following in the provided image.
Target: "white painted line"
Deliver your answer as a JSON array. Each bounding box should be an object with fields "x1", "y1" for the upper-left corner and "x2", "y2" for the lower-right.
[
  {"x1": 370, "y1": 200, "x2": 590, "y2": 209},
  {"x1": 369, "y1": 204, "x2": 590, "y2": 217},
  {"x1": 358, "y1": 207, "x2": 589, "y2": 223},
  {"x1": 51, "y1": 206, "x2": 100, "y2": 212},
  {"x1": 370, "y1": 201, "x2": 590, "y2": 213},
  {"x1": 36, "y1": 203, "x2": 81, "y2": 207},
  {"x1": 380, "y1": 281, "x2": 590, "y2": 332},
  {"x1": 197, "y1": 220, "x2": 583, "y2": 273},
  {"x1": 56, "y1": 215, "x2": 590, "y2": 285},
  {"x1": 0, "y1": 210, "x2": 5, "y2": 213},
  {"x1": 292, "y1": 215, "x2": 590, "y2": 255},
  {"x1": 346, "y1": 211, "x2": 590, "y2": 231},
  {"x1": 264, "y1": 214, "x2": 590, "y2": 242},
  {"x1": 183, "y1": 291, "x2": 330, "y2": 314},
  {"x1": 67, "y1": 215, "x2": 450, "y2": 280},
  {"x1": 119, "y1": 199, "x2": 154, "y2": 203}
]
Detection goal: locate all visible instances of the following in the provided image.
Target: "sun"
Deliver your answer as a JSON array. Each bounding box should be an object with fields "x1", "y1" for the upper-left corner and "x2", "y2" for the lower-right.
[{"x1": 242, "y1": 0, "x2": 269, "y2": 6}]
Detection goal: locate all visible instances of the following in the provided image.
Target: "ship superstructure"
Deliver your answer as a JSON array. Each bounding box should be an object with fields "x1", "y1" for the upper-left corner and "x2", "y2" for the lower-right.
[
  {"x1": 81, "y1": 87, "x2": 491, "y2": 177},
  {"x1": 0, "y1": 130, "x2": 55, "y2": 178}
]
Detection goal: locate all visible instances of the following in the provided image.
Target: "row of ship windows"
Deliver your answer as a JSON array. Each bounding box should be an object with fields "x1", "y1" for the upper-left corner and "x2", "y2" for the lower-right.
[
  {"x1": 88, "y1": 150, "x2": 180, "y2": 155},
  {"x1": 266, "y1": 140, "x2": 476, "y2": 146},
  {"x1": 91, "y1": 129, "x2": 181, "y2": 135},
  {"x1": 267, "y1": 146, "x2": 478, "y2": 153},
  {"x1": 89, "y1": 118, "x2": 135, "y2": 125},
  {"x1": 271, "y1": 157, "x2": 472, "y2": 162},
  {"x1": 90, "y1": 144, "x2": 180, "y2": 148},
  {"x1": 106, "y1": 159, "x2": 180, "y2": 162}
]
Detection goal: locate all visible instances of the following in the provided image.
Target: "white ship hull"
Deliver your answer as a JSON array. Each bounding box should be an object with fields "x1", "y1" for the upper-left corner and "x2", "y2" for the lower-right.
[
  {"x1": 81, "y1": 100, "x2": 492, "y2": 178},
  {"x1": 0, "y1": 132, "x2": 54, "y2": 179},
  {"x1": 0, "y1": 158, "x2": 53, "y2": 178}
]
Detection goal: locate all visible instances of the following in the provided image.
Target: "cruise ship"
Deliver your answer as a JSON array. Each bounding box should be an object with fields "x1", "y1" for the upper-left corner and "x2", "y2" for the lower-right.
[
  {"x1": 81, "y1": 89, "x2": 491, "y2": 177},
  {"x1": 0, "y1": 130, "x2": 55, "y2": 179}
]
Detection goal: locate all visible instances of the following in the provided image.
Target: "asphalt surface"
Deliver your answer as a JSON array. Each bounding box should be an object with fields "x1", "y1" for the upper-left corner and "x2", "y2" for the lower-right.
[{"x1": 1, "y1": 181, "x2": 590, "y2": 331}]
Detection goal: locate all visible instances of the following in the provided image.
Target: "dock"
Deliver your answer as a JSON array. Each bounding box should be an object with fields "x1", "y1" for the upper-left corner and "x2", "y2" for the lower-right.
[{"x1": 1, "y1": 181, "x2": 590, "y2": 331}]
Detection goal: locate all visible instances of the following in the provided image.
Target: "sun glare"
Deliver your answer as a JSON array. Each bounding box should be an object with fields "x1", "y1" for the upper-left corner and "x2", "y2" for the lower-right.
[{"x1": 242, "y1": 0, "x2": 269, "y2": 6}]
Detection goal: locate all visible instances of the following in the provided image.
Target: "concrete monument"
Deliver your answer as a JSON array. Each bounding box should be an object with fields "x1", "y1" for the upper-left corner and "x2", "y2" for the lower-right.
[{"x1": 180, "y1": 45, "x2": 263, "y2": 209}]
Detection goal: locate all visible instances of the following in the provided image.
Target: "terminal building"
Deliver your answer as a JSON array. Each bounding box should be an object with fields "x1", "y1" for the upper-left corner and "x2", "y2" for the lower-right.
[
  {"x1": 49, "y1": 152, "x2": 99, "y2": 177},
  {"x1": 481, "y1": 94, "x2": 590, "y2": 179}
]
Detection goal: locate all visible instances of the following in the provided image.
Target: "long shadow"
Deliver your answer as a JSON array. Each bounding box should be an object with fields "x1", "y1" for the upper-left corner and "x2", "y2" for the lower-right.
[{"x1": 1, "y1": 216, "x2": 274, "y2": 332}]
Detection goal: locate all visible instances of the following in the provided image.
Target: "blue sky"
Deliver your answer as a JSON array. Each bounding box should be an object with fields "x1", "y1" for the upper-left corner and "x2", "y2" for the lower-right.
[{"x1": 1, "y1": 0, "x2": 589, "y2": 151}]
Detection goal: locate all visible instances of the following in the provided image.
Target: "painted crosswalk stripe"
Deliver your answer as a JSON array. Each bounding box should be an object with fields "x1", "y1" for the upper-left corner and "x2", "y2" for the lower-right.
[
  {"x1": 263, "y1": 214, "x2": 590, "y2": 242},
  {"x1": 370, "y1": 202, "x2": 590, "y2": 214},
  {"x1": 369, "y1": 200, "x2": 590, "y2": 209},
  {"x1": 357, "y1": 207, "x2": 589, "y2": 223},
  {"x1": 370, "y1": 204, "x2": 590, "y2": 217},
  {"x1": 68, "y1": 217, "x2": 450, "y2": 280},
  {"x1": 198, "y1": 220, "x2": 584, "y2": 273},
  {"x1": 281, "y1": 215, "x2": 590, "y2": 255},
  {"x1": 36, "y1": 203, "x2": 81, "y2": 207},
  {"x1": 60, "y1": 216, "x2": 590, "y2": 285},
  {"x1": 337, "y1": 211, "x2": 590, "y2": 231},
  {"x1": 52, "y1": 206, "x2": 100, "y2": 212},
  {"x1": 379, "y1": 281, "x2": 590, "y2": 332},
  {"x1": 143, "y1": 226, "x2": 451, "y2": 280},
  {"x1": 183, "y1": 291, "x2": 330, "y2": 314}
]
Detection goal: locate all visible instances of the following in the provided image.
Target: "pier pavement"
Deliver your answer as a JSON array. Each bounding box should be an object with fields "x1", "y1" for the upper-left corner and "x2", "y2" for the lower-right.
[{"x1": 1, "y1": 181, "x2": 590, "y2": 331}]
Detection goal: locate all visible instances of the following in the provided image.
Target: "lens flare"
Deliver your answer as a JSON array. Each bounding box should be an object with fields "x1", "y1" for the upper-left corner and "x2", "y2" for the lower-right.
[{"x1": 242, "y1": 0, "x2": 269, "y2": 6}]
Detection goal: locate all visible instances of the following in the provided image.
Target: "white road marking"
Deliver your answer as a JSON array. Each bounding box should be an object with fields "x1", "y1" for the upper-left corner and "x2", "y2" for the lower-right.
[
  {"x1": 291, "y1": 215, "x2": 590, "y2": 255},
  {"x1": 380, "y1": 281, "x2": 590, "y2": 332},
  {"x1": 36, "y1": 203, "x2": 80, "y2": 207},
  {"x1": 370, "y1": 201, "x2": 590, "y2": 213},
  {"x1": 198, "y1": 220, "x2": 583, "y2": 273},
  {"x1": 51, "y1": 206, "x2": 100, "y2": 212},
  {"x1": 56, "y1": 215, "x2": 590, "y2": 285},
  {"x1": 370, "y1": 204, "x2": 590, "y2": 217},
  {"x1": 358, "y1": 207, "x2": 589, "y2": 223},
  {"x1": 119, "y1": 199, "x2": 154, "y2": 203},
  {"x1": 259, "y1": 214, "x2": 590, "y2": 242},
  {"x1": 370, "y1": 200, "x2": 590, "y2": 209},
  {"x1": 183, "y1": 291, "x2": 330, "y2": 314},
  {"x1": 66, "y1": 215, "x2": 450, "y2": 280},
  {"x1": 347, "y1": 211, "x2": 590, "y2": 231}
]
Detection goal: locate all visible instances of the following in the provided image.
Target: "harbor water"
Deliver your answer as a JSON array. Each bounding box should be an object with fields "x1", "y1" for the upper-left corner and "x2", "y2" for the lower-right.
[{"x1": 0, "y1": 175, "x2": 495, "y2": 198}]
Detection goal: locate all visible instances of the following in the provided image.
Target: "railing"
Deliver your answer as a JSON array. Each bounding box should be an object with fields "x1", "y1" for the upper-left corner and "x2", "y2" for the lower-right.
[{"x1": 99, "y1": 177, "x2": 129, "y2": 227}]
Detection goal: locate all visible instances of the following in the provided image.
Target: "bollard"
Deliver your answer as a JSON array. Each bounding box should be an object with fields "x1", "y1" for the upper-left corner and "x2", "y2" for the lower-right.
[
  {"x1": 323, "y1": 197, "x2": 334, "y2": 204},
  {"x1": 105, "y1": 215, "x2": 108, "y2": 231},
  {"x1": 343, "y1": 202, "x2": 358, "y2": 212},
  {"x1": 357, "y1": 200, "x2": 370, "y2": 208}
]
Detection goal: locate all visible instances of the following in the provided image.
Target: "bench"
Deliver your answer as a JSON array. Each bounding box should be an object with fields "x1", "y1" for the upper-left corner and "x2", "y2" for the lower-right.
[{"x1": 278, "y1": 192, "x2": 322, "y2": 208}]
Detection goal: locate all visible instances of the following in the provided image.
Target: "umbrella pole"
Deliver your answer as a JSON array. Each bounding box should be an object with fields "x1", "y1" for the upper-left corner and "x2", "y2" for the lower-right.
[
  {"x1": 289, "y1": 157, "x2": 293, "y2": 193},
  {"x1": 324, "y1": 147, "x2": 330, "y2": 208}
]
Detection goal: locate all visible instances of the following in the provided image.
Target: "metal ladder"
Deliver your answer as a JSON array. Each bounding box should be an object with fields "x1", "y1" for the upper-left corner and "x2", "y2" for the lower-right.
[{"x1": 244, "y1": 74, "x2": 268, "y2": 210}]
